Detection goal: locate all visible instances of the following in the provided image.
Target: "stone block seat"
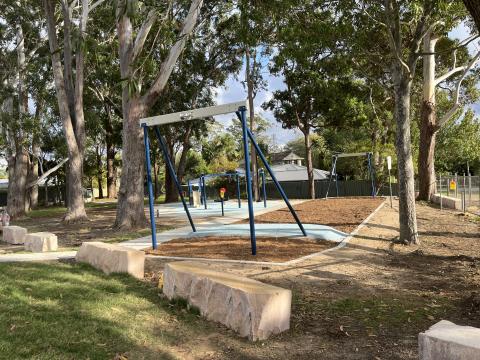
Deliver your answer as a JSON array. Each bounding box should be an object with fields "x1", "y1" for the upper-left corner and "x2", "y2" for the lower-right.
[
  {"x1": 431, "y1": 194, "x2": 462, "y2": 210},
  {"x1": 25, "y1": 232, "x2": 58, "y2": 252},
  {"x1": 163, "y1": 261, "x2": 292, "y2": 341},
  {"x1": 419, "y1": 320, "x2": 480, "y2": 360},
  {"x1": 2, "y1": 226, "x2": 27, "y2": 244},
  {"x1": 76, "y1": 242, "x2": 145, "y2": 279}
]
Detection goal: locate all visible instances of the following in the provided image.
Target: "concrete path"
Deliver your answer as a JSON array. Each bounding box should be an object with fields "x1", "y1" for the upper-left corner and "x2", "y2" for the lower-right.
[
  {"x1": 0, "y1": 200, "x2": 301, "y2": 263},
  {"x1": 0, "y1": 251, "x2": 76, "y2": 263}
]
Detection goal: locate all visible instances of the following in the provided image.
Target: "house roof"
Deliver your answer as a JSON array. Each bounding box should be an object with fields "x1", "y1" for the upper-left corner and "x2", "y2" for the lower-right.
[
  {"x1": 270, "y1": 151, "x2": 304, "y2": 163},
  {"x1": 235, "y1": 163, "x2": 330, "y2": 182}
]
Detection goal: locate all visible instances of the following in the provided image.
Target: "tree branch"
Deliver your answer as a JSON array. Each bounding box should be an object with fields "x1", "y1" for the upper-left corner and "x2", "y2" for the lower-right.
[
  {"x1": 437, "y1": 50, "x2": 480, "y2": 128},
  {"x1": 131, "y1": 10, "x2": 157, "y2": 62},
  {"x1": 435, "y1": 66, "x2": 466, "y2": 86},
  {"x1": 142, "y1": 0, "x2": 203, "y2": 109}
]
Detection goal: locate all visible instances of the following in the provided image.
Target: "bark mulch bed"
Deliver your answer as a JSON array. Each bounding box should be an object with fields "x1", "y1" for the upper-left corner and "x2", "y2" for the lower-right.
[
  {"x1": 146, "y1": 236, "x2": 337, "y2": 262},
  {"x1": 242, "y1": 197, "x2": 385, "y2": 233}
]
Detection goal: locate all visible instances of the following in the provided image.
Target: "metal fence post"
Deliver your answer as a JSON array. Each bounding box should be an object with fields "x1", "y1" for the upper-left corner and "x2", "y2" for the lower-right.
[
  {"x1": 455, "y1": 173, "x2": 458, "y2": 198},
  {"x1": 439, "y1": 173, "x2": 443, "y2": 210}
]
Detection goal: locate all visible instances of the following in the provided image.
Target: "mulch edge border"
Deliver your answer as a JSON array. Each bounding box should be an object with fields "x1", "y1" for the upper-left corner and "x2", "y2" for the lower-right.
[{"x1": 145, "y1": 198, "x2": 388, "y2": 266}]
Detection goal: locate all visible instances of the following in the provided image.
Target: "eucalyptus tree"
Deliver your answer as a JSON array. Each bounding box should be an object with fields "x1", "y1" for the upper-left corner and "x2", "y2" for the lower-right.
[
  {"x1": 237, "y1": 0, "x2": 272, "y2": 201},
  {"x1": 264, "y1": 0, "x2": 360, "y2": 199},
  {"x1": 417, "y1": 3, "x2": 480, "y2": 201},
  {"x1": 152, "y1": 6, "x2": 243, "y2": 203},
  {"x1": 43, "y1": 0, "x2": 106, "y2": 222},
  {"x1": 113, "y1": 0, "x2": 203, "y2": 229},
  {"x1": 0, "y1": 1, "x2": 47, "y2": 218}
]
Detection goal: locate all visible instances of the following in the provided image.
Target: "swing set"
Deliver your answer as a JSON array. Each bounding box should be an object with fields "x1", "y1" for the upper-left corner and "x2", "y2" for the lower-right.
[
  {"x1": 140, "y1": 100, "x2": 306, "y2": 255},
  {"x1": 325, "y1": 152, "x2": 377, "y2": 198}
]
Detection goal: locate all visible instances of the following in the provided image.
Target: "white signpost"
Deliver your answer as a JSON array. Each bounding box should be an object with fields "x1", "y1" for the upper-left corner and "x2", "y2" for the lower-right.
[{"x1": 387, "y1": 156, "x2": 393, "y2": 208}]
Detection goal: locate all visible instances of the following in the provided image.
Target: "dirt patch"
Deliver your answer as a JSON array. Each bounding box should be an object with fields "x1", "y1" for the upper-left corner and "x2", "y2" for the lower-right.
[
  {"x1": 146, "y1": 236, "x2": 337, "y2": 262},
  {"x1": 145, "y1": 201, "x2": 480, "y2": 360},
  {"x1": 11, "y1": 203, "x2": 174, "y2": 248},
  {"x1": 240, "y1": 197, "x2": 384, "y2": 233}
]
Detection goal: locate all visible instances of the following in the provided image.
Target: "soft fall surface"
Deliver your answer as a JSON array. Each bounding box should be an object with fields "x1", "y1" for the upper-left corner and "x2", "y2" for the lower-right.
[
  {"x1": 146, "y1": 236, "x2": 337, "y2": 262},
  {"x1": 242, "y1": 197, "x2": 385, "y2": 233}
]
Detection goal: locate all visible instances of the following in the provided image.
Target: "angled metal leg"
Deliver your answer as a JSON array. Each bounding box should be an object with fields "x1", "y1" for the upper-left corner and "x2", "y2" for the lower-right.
[
  {"x1": 236, "y1": 172, "x2": 241, "y2": 208},
  {"x1": 325, "y1": 156, "x2": 337, "y2": 199},
  {"x1": 237, "y1": 108, "x2": 256, "y2": 255},
  {"x1": 153, "y1": 127, "x2": 196, "y2": 232},
  {"x1": 247, "y1": 128, "x2": 307, "y2": 237},
  {"x1": 142, "y1": 125, "x2": 158, "y2": 249}
]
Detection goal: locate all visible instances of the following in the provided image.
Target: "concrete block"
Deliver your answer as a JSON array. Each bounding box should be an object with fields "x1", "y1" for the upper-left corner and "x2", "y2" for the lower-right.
[
  {"x1": 163, "y1": 261, "x2": 291, "y2": 341},
  {"x1": 192, "y1": 191, "x2": 201, "y2": 208},
  {"x1": 76, "y1": 242, "x2": 145, "y2": 279},
  {"x1": 25, "y1": 232, "x2": 58, "y2": 252},
  {"x1": 2, "y1": 226, "x2": 27, "y2": 244},
  {"x1": 419, "y1": 320, "x2": 480, "y2": 360},
  {"x1": 431, "y1": 194, "x2": 462, "y2": 210}
]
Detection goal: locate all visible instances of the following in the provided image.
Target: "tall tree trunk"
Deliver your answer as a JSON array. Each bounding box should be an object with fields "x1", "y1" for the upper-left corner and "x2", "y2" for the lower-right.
[
  {"x1": 44, "y1": 0, "x2": 87, "y2": 223},
  {"x1": 6, "y1": 24, "x2": 29, "y2": 219},
  {"x1": 304, "y1": 130, "x2": 315, "y2": 199},
  {"x1": 114, "y1": 0, "x2": 203, "y2": 228},
  {"x1": 96, "y1": 146, "x2": 104, "y2": 199},
  {"x1": 392, "y1": 71, "x2": 418, "y2": 244},
  {"x1": 245, "y1": 47, "x2": 259, "y2": 201},
  {"x1": 114, "y1": 97, "x2": 148, "y2": 228},
  {"x1": 104, "y1": 105, "x2": 117, "y2": 198},
  {"x1": 418, "y1": 31, "x2": 438, "y2": 201}
]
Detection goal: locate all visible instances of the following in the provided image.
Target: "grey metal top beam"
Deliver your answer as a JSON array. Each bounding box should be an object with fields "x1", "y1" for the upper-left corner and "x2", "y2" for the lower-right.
[
  {"x1": 139, "y1": 100, "x2": 248, "y2": 127},
  {"x1": 335, "y1": 152, "x2": 371, "y2": 158}
]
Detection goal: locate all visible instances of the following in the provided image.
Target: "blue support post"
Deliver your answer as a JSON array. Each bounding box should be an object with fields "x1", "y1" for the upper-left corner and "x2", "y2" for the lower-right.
[
  {"x1": 237, "y1": 107, "x2": 257, "y2": 255},
  {"x1": 260, "y1": 168, "x2": 267, "y2": 208},
  {"x1": 142, "y1": 124, "x2": 158, "y2": 249},
  {"x1": 153, "y1": 127, "x2": 196, "y2": 232},
  {"x1": 236, "y1": 172, "x2": 241, "y2": 208},
  {"x1": 246, "y1": 128, "x2": 307, "y2": 237}
]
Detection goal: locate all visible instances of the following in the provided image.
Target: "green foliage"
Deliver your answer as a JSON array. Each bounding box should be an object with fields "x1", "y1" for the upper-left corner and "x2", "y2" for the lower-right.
[{"x1": 436, "y1": 109, "x2": 480, "y2": 174}]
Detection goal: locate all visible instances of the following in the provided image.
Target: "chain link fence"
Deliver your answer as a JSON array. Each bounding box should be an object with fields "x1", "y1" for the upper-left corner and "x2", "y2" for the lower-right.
[{"x1": 435, "y1": 174, "x2": 480, "y2": 214}]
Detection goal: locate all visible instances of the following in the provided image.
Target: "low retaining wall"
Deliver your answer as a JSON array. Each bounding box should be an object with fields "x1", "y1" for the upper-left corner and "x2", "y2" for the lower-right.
[
  {"x1": 163, "y1": 261, "x2": 291, "y2": 340},
  {"x1": 431, "y1": 194, "x2": 462, "y2": 210}
]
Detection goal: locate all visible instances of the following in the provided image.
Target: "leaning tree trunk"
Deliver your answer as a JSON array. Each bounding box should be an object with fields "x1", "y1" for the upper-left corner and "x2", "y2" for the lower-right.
[
  {"x1": 393, "y1": 72, "x2": 418, "y2": 244},
  {"x1": 114, "y1": 97, "x2": 148, "y2": 229},
  {"x1": 304, "y1": 130, "x2": 315, "y2": 199}
]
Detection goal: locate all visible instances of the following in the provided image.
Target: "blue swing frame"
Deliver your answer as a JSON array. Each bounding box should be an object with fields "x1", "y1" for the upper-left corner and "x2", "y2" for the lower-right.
[{"x1": 141, "y1": 102, "x2": 305, "y2": 255}]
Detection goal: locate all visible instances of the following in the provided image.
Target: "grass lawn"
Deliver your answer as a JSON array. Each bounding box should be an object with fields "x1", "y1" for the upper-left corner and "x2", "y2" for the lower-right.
[{"x1": 0, "y1": 262, "x2": 207, "y2": 360}]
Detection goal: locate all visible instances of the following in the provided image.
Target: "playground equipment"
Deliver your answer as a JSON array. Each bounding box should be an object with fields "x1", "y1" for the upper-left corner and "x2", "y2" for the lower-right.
[
  {"x1": 140, "y1": 100, "x2": 306, "y2": 255},
  {"x1": 325, "y1": 152, "x2": 376, "y2": 198},
  {"x1": 189, "y1": 172, "x2": 242, "y2": 209}
]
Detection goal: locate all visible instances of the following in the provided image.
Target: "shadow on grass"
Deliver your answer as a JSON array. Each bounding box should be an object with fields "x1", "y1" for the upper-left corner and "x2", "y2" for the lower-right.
[{"x1": 0, "y1": 262, "x2": 212, "y2": 359}]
